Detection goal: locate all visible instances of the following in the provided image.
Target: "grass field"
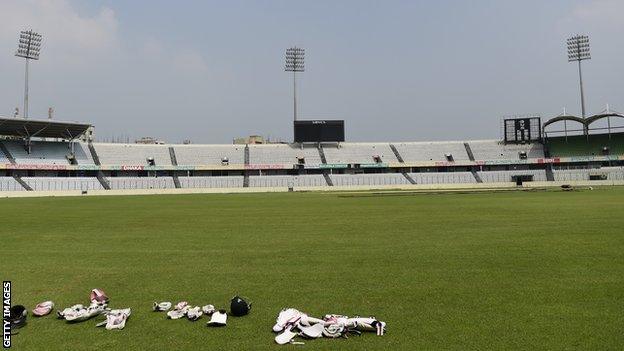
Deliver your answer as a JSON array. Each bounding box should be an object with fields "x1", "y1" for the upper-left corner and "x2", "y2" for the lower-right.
[{"x1": 1, "y1": 187, "x2": 623, "y2": 350}]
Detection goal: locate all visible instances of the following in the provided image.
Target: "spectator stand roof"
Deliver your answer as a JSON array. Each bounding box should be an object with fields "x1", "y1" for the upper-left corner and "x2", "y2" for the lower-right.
[{"x1": 0, "y1": 116, "x2": 92, "y2": 140}]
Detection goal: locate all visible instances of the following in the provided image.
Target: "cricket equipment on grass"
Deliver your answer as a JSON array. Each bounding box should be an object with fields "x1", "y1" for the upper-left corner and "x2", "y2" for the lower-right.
[
  {"x1": 90, "y1": 288, "x2": 109, "y2": 304},
  {"x1": 167, "y1": 303, "x2": 189, "y2": 320},
  {"x1": 153, "y1": 301, "x2": 172, "y2": 312},
  {"x1": 58, "y1": 304, "x2": 84, "y2": 319},
  {"x1": 32, "y1": 301, "x2": 54, "y2": 317},
  {"x1": 186, "y1": 306, "x2": 203, "y2": 321},
  {"x1": 207, "y1": 309, "x2": 227, "y2": 327},
  {"x1": 275, "y1": 326, "x2": 298, "y2": 345},
  {"x1": 273, "y1": 308, "x2": 305, "y2": 332},
  {"x1": 62, "y1": 302, "x2": 107, "y2": 322},
  {"x1": 322, "y1": 323, "x2": 346, "y2": 338},
  {"x1": 230, "y1": 295, "x2": 251, "y2": 316},
  {"x1": 166, "y1": 309, "x2": 187, "y2": 320},
  {"x1": 298, "y1": 323, "x2": 324, "y2": 338},
  {"x1": 96, "y1": 308, "x2": 131, "y2": 330},
  {"x1": 174, "y1": 301, "x2": 188, "y2": 310},
  {"x1": 272, "y1": 308, "x2": 387, "y2": 345},
  {"x1": 9, "y1": 305, "x2": 28, "y2": 330},
  {"x1": 202, "y1": 304, "x2": 215, "y2": 315}
]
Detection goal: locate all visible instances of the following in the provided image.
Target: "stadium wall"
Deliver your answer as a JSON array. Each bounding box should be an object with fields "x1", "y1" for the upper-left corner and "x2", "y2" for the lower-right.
[{"x1": 1, "y1": 180, "x2": 623, "y2": 198}]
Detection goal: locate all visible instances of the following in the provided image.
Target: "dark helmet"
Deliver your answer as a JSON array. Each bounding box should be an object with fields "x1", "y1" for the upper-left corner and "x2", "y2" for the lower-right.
[
  {"x1": 230, "y1": 296, "x2": 251, "y2": 317},
  {"x1": 9, "y1": 305, "x2": 28, "y2": 330}
]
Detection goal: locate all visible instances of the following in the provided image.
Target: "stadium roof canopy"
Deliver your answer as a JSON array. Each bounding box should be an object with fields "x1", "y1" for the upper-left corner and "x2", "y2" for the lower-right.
[
  {"x1": 543, "y1": 113, "x2": 624, "y2": 129},
  {"x1": 0, "y1": 116, "x2": 92, "y2": 139}
]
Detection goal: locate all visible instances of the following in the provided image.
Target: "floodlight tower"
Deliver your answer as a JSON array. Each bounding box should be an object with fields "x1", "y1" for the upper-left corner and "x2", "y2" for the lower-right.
[
  {"x1": 567, "y1": 34, "x2": 590, "y2": 118},
  {"x1": 15, "y1": 30, "x2": 43, "y2": 118},
  {"x1": 285, "y1": 47, "x2": 305, "y2": 122}
]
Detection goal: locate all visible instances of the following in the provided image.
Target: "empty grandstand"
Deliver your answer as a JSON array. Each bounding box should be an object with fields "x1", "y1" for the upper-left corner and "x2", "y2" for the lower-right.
[{"x1": 1, "y1": 115, "x2": 623, "y2": 193}]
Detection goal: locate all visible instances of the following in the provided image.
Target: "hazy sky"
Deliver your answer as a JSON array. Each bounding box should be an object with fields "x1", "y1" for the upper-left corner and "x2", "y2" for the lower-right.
[{"x1": 0, "y1": 0, "x2": 622, "y2": 143}]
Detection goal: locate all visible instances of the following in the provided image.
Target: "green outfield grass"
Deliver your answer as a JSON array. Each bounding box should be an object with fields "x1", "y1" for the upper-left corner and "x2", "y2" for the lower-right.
[{"x1": 1, "y1": 188, "x2": 623, "y2": 350}]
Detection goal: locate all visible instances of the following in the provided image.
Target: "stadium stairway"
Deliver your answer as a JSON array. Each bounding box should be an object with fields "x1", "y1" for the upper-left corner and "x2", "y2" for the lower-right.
[
  {"x1": 243, "y1": 145, "x2": 250, "y2": 187},
  {"x1": 402, "y1": 172, "x2": 416, "y2": 184},
  {"x1": 323, "y1": 173, "x2": 333, "y2": 186},
  {"x1": 546, "y1": 164, "x2": 555, "y2": 181},
  {"x1": 168, "y1": 147, "x2": 182, "y2": 188},
  {"x1": 0, "y1": 141, "x2": 16, "y2": 164},
  {"x1": 96, "y1": 171, "x2": 111, "y2": 190},
  {"x1": 389, "y1": 144, "x2": 405, "y2": 163},
  {"x1": 13, "y1": 175, "x2": 32, "y2": 191},
  {"x1": 168, "y1": 147, "x2": 178, "y2": 166},
  {"x1": 317, "y1": 144, "x2": 327, "y2": 164},
  {"x1": 87, "y1": 143, "x2": 101, "y2": 165},
  {"x1": 464, "y1": 142, "x2": 475, "y2": 161},
  {"x1": 172, "y1": 175, "x2": 182, "y2": 188},
  {"x1": 471, "y1": 170, "x2": 483, "y2": 183}
]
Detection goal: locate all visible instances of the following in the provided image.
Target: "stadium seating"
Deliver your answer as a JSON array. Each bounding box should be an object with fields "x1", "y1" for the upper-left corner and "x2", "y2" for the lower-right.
[
  {"x1": 322, "y1": 143, "x2": 397, "y2": 164},
  {"x1": 1, "y1": 136, "x2": 623, "y2": 193},
  {"x1": 551, "y1": 167, "x2": 624, "y2": 181},
  {"x1": 393, "y1": 141, "x2": 470, "y2": 162},
  {"x1": 469, "y1": 141, "x2": 544, "y2": 160},
  {"x1": 330, "y1": 173, "x2": 409, "y2": 186},
  {"x1": 477, "y1": 170, "x2": 547, "y2": 183},
  {"x1": 179, "y1": 176, "x2": 244, "y2": 188},
  {"x1": 22, "y1": 177, "x2": 103, "y2": 191},
  {"x1": 174, "y1": 145, "x2": 245, "y2": 165},
  {"x1": 408, "y1": 172, "x2": 476, "y2": 184},
  {"x1": 2, "y1": 140, "x2": 94, "y2": 165},
  {"x1": 94, "y1": 143, "x2": 172, "y2": 166},
  {"x1": 248, "y1": 144, "x2": 322, "y2": 166},
  {"x1": 248, "y1": 174, "x2": 327, "y2": 187},
  {"x1": 0, "y1": 177, "x2": 25, "y2": 191},
  {"x1": 107, "y1": 177, "x2": 176, "y2": 189},
  {"x1": 546, "y1": 133, "x2": 624, "y2": 157}
]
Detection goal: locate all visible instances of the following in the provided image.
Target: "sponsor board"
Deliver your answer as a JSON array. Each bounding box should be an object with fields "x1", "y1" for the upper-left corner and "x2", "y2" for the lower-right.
[
  {"x1": 244, "y1": 164, "x2": 286, "y2": 170},
  {"x1": 194, "y1": 164, "x2": 245, "y2": 171},
  {"x1": 359, "y1": 163, "x2": 388, "y2": 168},
  {"x1": 536, "y1": 158, "x2": 561, "y2": 164},
  {"x1": 120, "y1": 165, "x2": 145, "y2": 171},
  {"x1": 318, "y1": 164, "x2": 349, "y2": 169},
  {"x1": 0, "y1": 154, "x2": 621, "y2": 173},
  {"x1": 5, "y1": 164, "x2": 68, "y2": 170}
]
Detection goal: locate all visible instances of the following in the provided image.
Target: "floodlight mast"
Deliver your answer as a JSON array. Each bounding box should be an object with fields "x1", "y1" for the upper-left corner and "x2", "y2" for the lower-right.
[
  {"x1": 15, "y1": 30, "x2": 42, "y2": 119},
  {"x1": 285, "y1": 47, "x2": 305, "y2": 122},
  {"x1": 567, "y1": 34, "x2": 590, "y2": 119}
]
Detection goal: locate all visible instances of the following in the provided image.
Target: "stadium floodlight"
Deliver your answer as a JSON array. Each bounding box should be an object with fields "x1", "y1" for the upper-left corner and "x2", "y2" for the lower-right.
[
  {"x1": 15, "y1": 30, "x2": 43, "y2": 119},
  {"x1": 285, "y1": 47, "x2": 305, "y2": 122},
  {"x1": 567, "y1": 34, "x2": 590, "y2": 118}
]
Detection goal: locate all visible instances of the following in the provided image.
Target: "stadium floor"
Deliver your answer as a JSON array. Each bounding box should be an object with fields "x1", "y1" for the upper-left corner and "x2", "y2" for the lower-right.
[{"x1": 1, "y1": 187, "x2": 623, "y2": 350}]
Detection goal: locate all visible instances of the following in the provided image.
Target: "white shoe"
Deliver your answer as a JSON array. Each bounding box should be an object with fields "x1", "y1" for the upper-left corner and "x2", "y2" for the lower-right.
[{"x1": 153, "y1": 302, "x2": 172, "y2": 312}]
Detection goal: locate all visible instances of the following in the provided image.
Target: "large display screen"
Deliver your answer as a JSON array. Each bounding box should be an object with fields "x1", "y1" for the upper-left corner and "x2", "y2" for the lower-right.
[
  {"x1": 504, "y1": 117, "x2": 541, "y2": 143},
  {"x1": 294, "y1": 120, "x2": 345, "y2": 142}
]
